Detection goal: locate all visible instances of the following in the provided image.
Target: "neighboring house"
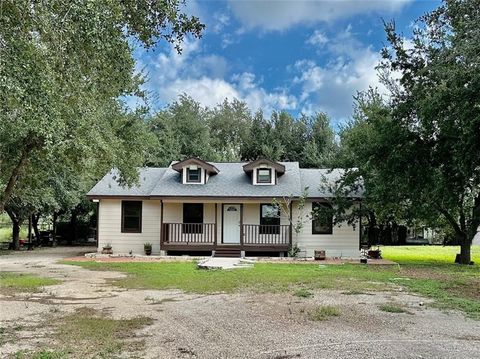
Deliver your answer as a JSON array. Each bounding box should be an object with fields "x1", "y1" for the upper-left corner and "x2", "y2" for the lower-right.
[{"x1": 87, "y1": 158, "x2": 362, "y2": 258}]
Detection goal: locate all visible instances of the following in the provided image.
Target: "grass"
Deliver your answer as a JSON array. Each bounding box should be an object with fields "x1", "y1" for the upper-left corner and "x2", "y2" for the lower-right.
[
  {"x1": 309, "y1": 305, "x2": 340, "y2": 321},
  {"x1": 0, "y1": 272, "x2": 60, "y2": 294},
  {"x1": 381, "y1": 245, "x2": 480, "y2": 265},
  {"x1": 11, "y1": 308, "x2": 153, "y2": 359},
  {"x1": 14, "y1": 350, "x2": 67, "y2": 359},
  {"x1": 294, "y1": 288, "x2": 313, "y2": 298},
  {"x1": 61, "y1": 260, "x2": 396, "y2": 294},
  {"x1": 53, "y1": 308, "x2": 152, "y2": 357},
  {"x1": 61, "y1": 245, "x2": 480, "y2": 319},
  {"x1": 378, "y1": 304, "x2": 409, "y2": 314}
]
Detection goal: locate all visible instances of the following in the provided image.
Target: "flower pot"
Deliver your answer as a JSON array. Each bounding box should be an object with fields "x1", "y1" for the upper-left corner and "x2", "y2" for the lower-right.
[
  {"x1": 102, "y1": 247, "x2": 113, "y2": 254},
  {"x1": 145, "y1": 248, "x2": 152, "y2": 256}
]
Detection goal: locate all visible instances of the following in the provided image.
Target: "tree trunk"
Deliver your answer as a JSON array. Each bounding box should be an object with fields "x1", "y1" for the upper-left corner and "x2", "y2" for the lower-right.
[
  {"x1": 455, "y1": 233, "x2": 471, "y2": 265},
  {"x1": 12, "y1": 219, "x2": 20, "y2": 250},
  {"x1": 53, "y1": 212, "x2": 58, "y2": 236},
  {"x1": 6, "y1": 209, "x2": 21, "y2": 250}
]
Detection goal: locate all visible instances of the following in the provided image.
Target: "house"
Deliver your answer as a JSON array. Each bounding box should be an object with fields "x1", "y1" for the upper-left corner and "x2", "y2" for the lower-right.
[{"x1": 87, "y1": 158, "x2": 362, "y2": 258}]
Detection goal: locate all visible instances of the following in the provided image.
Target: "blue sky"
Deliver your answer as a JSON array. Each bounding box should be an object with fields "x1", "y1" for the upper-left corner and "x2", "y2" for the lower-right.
[{"x1": 133, "y1": 0, "x2": 440, "y2": 127}]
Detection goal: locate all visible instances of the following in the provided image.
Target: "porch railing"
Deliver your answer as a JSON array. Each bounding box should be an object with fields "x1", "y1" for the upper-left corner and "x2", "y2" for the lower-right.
[
  {"x1": 243, "y1": 224, "x2": 290, "y2": 246},
  {"x1": 162, "y1": 223, "x2": 216, "y2": 244}
]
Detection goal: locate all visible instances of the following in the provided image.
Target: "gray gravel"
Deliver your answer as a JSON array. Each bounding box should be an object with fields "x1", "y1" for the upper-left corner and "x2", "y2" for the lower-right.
[{"x1": 1, "y1": 247, "x2": 479, "y2": 358}]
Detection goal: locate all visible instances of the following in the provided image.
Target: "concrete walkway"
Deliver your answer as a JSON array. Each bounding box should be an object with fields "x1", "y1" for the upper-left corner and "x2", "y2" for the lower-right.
[{"x1": 197, "y1": 257, "x2": 255, "y2": 269}]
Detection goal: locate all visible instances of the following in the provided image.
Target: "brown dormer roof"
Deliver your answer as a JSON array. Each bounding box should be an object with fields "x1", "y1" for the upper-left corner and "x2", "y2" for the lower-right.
[
  {"x1": 171, "y1": 157, "x2": 220, "y2": 175},
  {"x1": 242, "y1": 158, "x2": 286, "y2": 175}
]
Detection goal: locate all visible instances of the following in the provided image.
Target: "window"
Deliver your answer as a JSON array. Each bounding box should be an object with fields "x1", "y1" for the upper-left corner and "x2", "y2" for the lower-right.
[
  {"x1": 186, "y1": 168, "x2": 201, "y2": 183},
  {"x1": 260, "y1": 204, "x2": 280, "y2": 234},
  {"x1": 256, "y1": 168, "x2": 272, "y2": 183},
  {"x1": 121, "y1": 201, "x2": 142, "y2": 233},
  {"x1": 183, "y1": 203, "x2": 203, "y2": 234},
  {"x1": 312, "y1": 202, "x2": 333, "y2": 234}
]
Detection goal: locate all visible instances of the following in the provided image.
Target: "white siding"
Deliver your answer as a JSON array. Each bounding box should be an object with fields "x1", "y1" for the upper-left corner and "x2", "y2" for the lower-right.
[
  {"x1": 98, "y1": 199, "x2": 161, "y2": 254},
  {"x1": 97, "y1": 198, "x2": 360, "y2": 257},
  {"x1": 292, "y1": 201, "x2": 360, "y2": 258}
]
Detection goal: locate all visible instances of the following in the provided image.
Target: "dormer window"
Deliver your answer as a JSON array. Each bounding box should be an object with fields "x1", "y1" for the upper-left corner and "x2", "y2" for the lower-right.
[
  {"x1": 257, "y1": 168, "x2": 272, "y2": 183},
  {"x1": 171, "y1": 157, "x2": 220, "y2": 185},
  {"x1": 243, "y1": 158, "x2": 285, "y2": 186},
  {"x1": 186, "y1": 167, "x2": 201, "y2": 183}
]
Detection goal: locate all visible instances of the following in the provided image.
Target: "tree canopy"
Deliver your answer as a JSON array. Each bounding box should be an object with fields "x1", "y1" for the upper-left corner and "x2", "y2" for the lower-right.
[
  {"x1": 336, "y1": 0, "x2": 480, "y2": 264},
  {"x1": 0, "y1": 0, "x2": 204, "y2": 212},
  {"x1": 146, "y1": 95, "x2": 339, "y2": 167}
]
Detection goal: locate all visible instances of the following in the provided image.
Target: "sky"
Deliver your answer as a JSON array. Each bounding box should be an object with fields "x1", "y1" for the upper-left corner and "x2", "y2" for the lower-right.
[{"x1": 132, "y1": 0, "x2": 440, "y2": 127}]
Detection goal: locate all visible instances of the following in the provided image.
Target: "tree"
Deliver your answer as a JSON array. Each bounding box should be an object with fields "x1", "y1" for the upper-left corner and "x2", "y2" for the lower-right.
[
  {"x1": 337, "y1": 0, "x2": 480, "y2": 264},
  {"x1": 208, "y1": 99, "x2": 252, "y2": 161},
  {"x1": 147, "y1": 95, "x2": 218, "y2": 165},
  {"x1": 0, "y1": 0, "x2": 204, "y2": 212},
  {"x1": 301, "y1": 113, "x2": 339, "y2": 168}
]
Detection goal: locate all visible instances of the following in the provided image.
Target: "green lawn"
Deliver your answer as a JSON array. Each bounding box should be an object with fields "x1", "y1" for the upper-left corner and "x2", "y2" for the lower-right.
[
  {"x1": 381, "y1": 245, "x2": 480, "y2": 264},
  {"x1": 63, "y1": 246, "x2": 480, "y2": 319},
  {"x1": 0, "y1": 272, "x2": 60, "y2": 294}
]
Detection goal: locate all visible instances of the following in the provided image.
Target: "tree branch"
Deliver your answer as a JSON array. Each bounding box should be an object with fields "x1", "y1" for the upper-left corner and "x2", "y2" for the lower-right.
[{"x1": 437, "y1": 206, "x2": 463, "y2": 235}]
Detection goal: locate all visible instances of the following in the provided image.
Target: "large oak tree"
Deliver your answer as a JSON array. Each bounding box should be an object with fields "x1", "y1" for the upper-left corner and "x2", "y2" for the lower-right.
[
  {"x1": 0, "y1": 0, "x2": 204, "y2": 212},
  {"x1": 338, "y1": 0, "x2": 480, "y2": 264}
]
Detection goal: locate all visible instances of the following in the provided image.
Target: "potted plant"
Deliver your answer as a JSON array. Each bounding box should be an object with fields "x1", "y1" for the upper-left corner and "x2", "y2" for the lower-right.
[
  {"x1": 144, "y1": 242, "x2": 152, "y2": 256},
  {"x1": 102, "y1": 243, "x2": 113, "y2": 254}
]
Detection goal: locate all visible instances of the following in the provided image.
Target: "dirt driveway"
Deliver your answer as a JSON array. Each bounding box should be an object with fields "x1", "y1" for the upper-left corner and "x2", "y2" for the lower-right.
[{"x1": 1, "y1": 247, "x2": 479, "y2": 358}]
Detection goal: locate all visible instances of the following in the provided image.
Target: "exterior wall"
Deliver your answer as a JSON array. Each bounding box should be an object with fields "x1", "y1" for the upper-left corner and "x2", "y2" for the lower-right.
[
  {"x1": 97, "y1": 198, "x2": 360, "y2": 257},
  {"x1": 292, "y1": 200, "x2": 360, "y2": 258},
  {"x1": 98, "y1": 199, "x2": 161, "y2": 254}
]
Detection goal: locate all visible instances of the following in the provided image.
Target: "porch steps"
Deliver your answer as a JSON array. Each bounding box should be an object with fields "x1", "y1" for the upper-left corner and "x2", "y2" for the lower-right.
[{"x1": 214, "y1": 248, "x2": 242, "y2": 258}]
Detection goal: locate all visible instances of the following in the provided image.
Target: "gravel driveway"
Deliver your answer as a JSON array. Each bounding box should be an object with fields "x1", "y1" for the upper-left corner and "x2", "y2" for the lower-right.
[{"x1": 1, "y1": 247, "x2": 479, "y2": 358}]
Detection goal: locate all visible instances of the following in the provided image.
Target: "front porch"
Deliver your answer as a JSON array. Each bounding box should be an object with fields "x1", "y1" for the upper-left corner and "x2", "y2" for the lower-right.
[{"x1": 160, "y1": 201, "x2": 292, "y2": 255}]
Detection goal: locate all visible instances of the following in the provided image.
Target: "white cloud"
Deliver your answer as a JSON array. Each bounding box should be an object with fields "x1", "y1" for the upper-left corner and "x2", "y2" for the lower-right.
[
  {"x1": 229, "y1": 0, "x2": 412, "y2": 31},
  {"x1": 138, "y1": 40, "x2": 297, "y2": 115},
  {"x1": 292, "y1": 26, "x2": 387, "y2": 119},
  {"x1": 306, "y1": 30, "x2": 328, "y2": 47},
  {"x1": 212, "y1": 12, "x2": 231, "y2": 33}
]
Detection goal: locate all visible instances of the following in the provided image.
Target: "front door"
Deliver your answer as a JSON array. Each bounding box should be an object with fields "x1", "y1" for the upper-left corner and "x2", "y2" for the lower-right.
[{"x1": 223, "y1": 204, "x2": 241, "y2": 244}]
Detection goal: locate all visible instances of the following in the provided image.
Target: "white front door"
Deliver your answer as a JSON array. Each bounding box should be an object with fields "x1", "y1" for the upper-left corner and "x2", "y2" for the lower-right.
[{"x1": 223, "y1": 204, "x2": 241, "y2": 244}]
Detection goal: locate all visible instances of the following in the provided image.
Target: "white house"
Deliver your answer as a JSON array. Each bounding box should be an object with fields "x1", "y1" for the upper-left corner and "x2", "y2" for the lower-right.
[{"x1": 87, "y1": 158, "x2": 362, "y2": 258}]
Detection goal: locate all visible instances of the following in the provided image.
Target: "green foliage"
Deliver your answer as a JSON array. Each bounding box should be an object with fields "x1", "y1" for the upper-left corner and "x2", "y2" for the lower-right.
[
  {"x1": 335, "y1": 0, "x2": 480, "y2": 263},
  {"x1": 288, "y1": 244, "x2": 301, "y2": 258},
  {"x1": 0, "y1": 0, "x2": 204, "y2": 212},
  {"x1": 146, "y1": 95, "x2": 339, "y2": 167}
]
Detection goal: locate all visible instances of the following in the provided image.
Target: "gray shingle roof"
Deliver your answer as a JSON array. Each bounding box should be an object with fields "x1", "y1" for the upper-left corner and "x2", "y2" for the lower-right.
[
  {"x1": 87, "y1": 168, "x2": 167, "y2": 197},
  {"x1": 87, "y1": 162, "x2": 362, "y2": 199},
  {"x1": 150, "y1": 162, "x2": 301, "y2": 197}
]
